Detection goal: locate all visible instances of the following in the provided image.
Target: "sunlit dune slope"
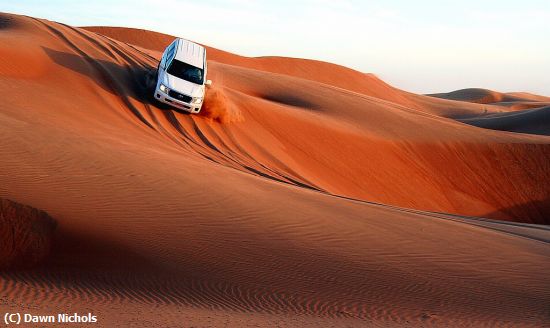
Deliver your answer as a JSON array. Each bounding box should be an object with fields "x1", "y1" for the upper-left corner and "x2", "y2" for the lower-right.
[
  {"x1": 1, "y1": 14, "x2": 549, "y2": 327},
  {"x1": 82, "y1": 25, "x2": 550, "y2": 224}
]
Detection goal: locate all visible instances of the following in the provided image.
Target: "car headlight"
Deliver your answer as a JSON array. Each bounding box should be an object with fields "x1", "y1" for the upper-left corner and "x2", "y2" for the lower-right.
[
  {"x1": 159, "y1": 84, "x2": 169, "y2": 93},
  {"x1": 192, "y1": 97, "x2": 203, "y2": 104}
]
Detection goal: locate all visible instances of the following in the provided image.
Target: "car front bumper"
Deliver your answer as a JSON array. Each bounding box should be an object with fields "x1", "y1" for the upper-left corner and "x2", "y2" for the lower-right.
[{"x1": 154, "y1": 90, "x2": 202, "y2": 113}]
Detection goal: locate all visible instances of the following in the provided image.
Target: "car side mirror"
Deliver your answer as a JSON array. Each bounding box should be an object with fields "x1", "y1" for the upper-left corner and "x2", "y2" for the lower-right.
[{"x1": 205, "y1": 80, "x2": 212, "y2": 86}]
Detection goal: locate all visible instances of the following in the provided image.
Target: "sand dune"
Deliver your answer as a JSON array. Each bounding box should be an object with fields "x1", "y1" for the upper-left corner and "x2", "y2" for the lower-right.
[
  {"x1": 429, "y1": 88, "x2": 543, "y2": 104},
  {"x1": 429, "y1": 88, "x2": 550, "y2": 112},
  {"x1": 1, "y1": 13, "x2": 550, "y2": 327},
  {"x1": 431, "y1": 88, "x2": 550, "y2": 133}
]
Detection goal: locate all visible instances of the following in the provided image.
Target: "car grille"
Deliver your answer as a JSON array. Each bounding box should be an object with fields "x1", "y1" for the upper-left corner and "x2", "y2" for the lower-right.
[{"x1": 168, "y1": 90, "x2": 192, "y2": 103}]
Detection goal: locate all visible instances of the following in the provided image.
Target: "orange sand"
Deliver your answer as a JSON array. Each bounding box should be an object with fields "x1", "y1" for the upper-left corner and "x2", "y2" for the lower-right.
[{"x1": 0, "y1": 14, "x2": 549, "y2": 327}]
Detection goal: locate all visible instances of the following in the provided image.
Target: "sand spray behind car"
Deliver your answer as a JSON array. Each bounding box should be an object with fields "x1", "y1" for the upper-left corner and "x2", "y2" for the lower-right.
[
  {"x1": 200, "y1": 86, "x2": 242, "y2": 123},
  {"x1": 199, "y1": 68, "x2": 243, "y2": 123}
]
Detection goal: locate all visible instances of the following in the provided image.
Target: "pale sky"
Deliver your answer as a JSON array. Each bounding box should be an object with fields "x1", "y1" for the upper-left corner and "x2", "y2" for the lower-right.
[{"x1": 3, "y1": 0, "x2": 550, "y2": 95}]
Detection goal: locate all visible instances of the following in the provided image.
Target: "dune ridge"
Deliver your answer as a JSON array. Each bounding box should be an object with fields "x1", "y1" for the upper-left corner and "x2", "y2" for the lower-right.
[{"x1": 0, "y1": 13, "x2": 549, "y2": 327}]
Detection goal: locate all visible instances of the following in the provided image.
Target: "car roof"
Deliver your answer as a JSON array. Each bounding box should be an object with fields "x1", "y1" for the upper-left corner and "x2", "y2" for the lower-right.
[{"x1": 174, "y1": 38, "x2": 206, "y2": 69}]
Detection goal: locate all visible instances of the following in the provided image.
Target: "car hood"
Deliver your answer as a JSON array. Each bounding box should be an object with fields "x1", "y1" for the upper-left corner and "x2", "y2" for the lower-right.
[{"x1": 163, "y1": 73, "x2": 204, "y2": 97}]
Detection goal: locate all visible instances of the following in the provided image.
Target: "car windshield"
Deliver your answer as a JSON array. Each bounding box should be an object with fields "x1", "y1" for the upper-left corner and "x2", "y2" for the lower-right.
[{"x1": 167, "y1": 59, "x2": 204, "y2": 85}]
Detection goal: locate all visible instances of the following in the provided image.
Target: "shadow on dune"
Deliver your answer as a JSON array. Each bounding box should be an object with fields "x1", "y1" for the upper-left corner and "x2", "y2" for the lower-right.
[
  {"x1": 428, "y1": 88, "x2": 527, "y2": 104},
  {"x1": 3, "y1": 217, "x2": 547, "y2": 324},
  {"x1": 1, "y1": 227, "x2": 377, "y2": 318},
  {"x1": 0, "y1": 198, "x2": 57, "y2": 269},
  {"x1": 42, "y1": 46, "x2": 158, "y2": 128},
  {"x1": 459, "y1": 106, "x2": 550, "y2": 136},
  {"x1": 42, "y1": 46, "x2": 156, "y2": 103},
  {"x1": 482, "y1": 198, "x2": 550, "y2": 225},
  {"x1": 259, "y1": 91, "x2": 320, "y2": 111},
  {"x1": 0, "y1": 13, "x2": 15, "y2": 29},
  {"x1": 0, "y1": 224, "x2": 509, "y2": 322}
]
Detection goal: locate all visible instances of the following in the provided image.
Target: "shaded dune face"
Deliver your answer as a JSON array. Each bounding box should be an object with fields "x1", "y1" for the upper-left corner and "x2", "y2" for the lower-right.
[
  {"x1": 0, "y1": 198, "x2": 57, "y2": 269},
  {"x1": 459, "y1": 106, "x2": 550, "y2": 136},
  {"x1": 429, "y1": 89, "x2": 550, "y2": 137},
  {"x1": 0, "y1": 13, "x2": 14, "y2": 29}
]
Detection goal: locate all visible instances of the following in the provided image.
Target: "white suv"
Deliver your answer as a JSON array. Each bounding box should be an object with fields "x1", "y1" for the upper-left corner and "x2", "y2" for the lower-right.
[{"x1": 154, "y1": 38, "x2": 211, "y2": 113}]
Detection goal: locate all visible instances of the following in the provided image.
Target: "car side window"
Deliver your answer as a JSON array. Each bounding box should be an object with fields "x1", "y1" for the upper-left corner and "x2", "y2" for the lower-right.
[
  {"x1": 160, "y1": 52, "x2": 166, "y2": 69},
  {"x1": 166, "y1": 46, "x2": 176, "y2": 67},
  {"x1": 160, "y1": 42, "x2": 176, "y2": 69}
]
